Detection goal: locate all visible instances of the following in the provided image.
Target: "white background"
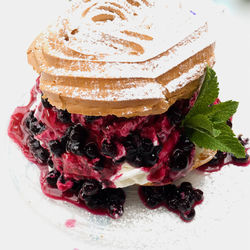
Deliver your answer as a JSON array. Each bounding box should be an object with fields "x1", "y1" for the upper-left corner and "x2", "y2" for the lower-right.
[{"x1": 0, "y1": 1, "x2": 250, "y2": 250}]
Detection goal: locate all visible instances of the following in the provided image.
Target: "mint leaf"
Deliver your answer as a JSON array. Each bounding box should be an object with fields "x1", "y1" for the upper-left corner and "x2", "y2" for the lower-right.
[
  {"x1": 184, "y1": 114, "x2": 220, "y2": 137},
  {"x1": 182, "y1": 67, "x2": 245, "y2": 158},
  {"x1": 185, "y1": 67, "x2": 219, "y2": 120},
  {"x1": 188, "y1": 125, "x2": 245, "y2": 158},
  {"x1": 207, "y1": 101, "x2": 239, "y2": 123}
]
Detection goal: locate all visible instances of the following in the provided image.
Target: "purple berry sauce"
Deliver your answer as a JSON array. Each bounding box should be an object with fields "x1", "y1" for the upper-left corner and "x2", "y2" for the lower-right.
[{"x1": 8, "y1": 78, "x2": 249, "y2": 221}]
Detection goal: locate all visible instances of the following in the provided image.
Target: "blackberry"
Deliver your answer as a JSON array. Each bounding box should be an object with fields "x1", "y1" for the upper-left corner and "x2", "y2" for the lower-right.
[{"x1": 57, "y1": 109, "x2": 71, "y2": 123}]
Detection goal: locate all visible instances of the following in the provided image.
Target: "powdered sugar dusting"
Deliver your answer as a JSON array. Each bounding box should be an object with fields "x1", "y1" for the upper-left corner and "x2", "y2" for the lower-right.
[
  {"x1": 32, "y1": 0, "x2": 214, "y2": 78},
  {"x1": 44, "y1": 81, "x2": 165, "y2": 101}
]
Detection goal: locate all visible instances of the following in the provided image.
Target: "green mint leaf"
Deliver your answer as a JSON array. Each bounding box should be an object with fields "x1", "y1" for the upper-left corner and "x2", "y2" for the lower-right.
[
  {"x1": 185, "y1": 67, "x2": 219, "y2": 120},
  {"x1": 188, "y1": 124, "x2": 245, "y2": 158},
  {"x1": 183, "y1": 114, "x2": 220, "y2": 137},
  {"x1": 207, "y1": 101, "x2": 239, "y2": 123},
  {"x1": 182, "y1": 67, "x2": 244, "y2": 158}
]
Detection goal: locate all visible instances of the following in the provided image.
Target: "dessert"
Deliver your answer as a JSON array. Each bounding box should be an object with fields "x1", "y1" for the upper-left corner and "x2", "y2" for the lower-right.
[{"x1": 8, "y1": 0, "x2": 249, "y2": 221}]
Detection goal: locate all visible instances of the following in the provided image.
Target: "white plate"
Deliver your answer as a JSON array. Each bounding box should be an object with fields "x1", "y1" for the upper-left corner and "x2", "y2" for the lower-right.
[{"x1": 3, "y1": 1, "x2": 250, "y2": 250}]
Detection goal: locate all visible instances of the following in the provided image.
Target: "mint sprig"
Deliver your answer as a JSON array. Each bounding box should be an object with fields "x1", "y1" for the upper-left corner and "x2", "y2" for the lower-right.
[{"x1": 182, "y1": 67, "x2": 245, "y2": 158}]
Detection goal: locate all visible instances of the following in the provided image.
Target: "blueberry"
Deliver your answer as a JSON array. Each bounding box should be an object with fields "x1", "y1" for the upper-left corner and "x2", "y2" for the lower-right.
[
  {"x1": 169, "y1": 149, "x2": 188, "y2": 171},
  {"x1": 25, "y1": 111, "x2": 45, "y2": 135},
  {"x1": 238, "y1": 135, "x2": 249, "y2": 146},
  {"x1": 79, "y1": 179, "x2": 102, "y2": 197},
  {"x1": 34, "y1": 147, "x2": 50, "y2": 164},
  {"x1": 67, "y1": 140, "x2": 85, "y2": 156},
  {"x1": 48, "y1": 159, "x2": 54, "y2": 168},
  {"x1": 143, "y1": 152, "x2": 158, "y2": 167},
  {"x1": 85, "y1": 116, "x2": 101, "y2": 123},
  {"x1": 60, "y1": 126, "x2": 73, "y2": 146},
  {"x1": 140, "y1": 186, "x2": 165, "y2": 208},
  {"x1": 25, "y1": 111, "x2": 36, "y2": 129},
  {"x1": 108, "y1": 203, "x2": 124, "y2": 218},
  {"x1": 57, "y1": 109, "x2": 71, "y2": 123},
  {"x1": 69, "y1": 124, "x2": 87, "y2": 142},
  {"x1": 83, "y1": 193, "x2": 106, "y2": 210},
  {"x1": 208, "y1": 151, "x2": 227, "y2": 166},
  {"x1": 66, "y1": 124, "x2": 88, "y2": 155},
  {"x1": 101, "y1": 140, "x2": 117, "y2": 158},
  {"x1": 69, "y1": 179, "x2": 84, "y2": 194},
  {"x1": 178, "y1": 199, "x2": 193, "y2": 213},
  {"x1": 93, "y1": 157, "x2": 104, "y2": 171},
  {"x1": 124, "y1": 138, "x2": 137, "y2": 162},
  {"x1": 193, "y1": 189, "x2": 203, "y2": 202},
  {"x1": 166, "y1": 104, "x2": 183, "y2": 125},
  {"x1": 180, "y1": 208, "x2": 195, "y2": 221},
  {"x1": 227, "y1": 119, "x2": 232, "y2": 128},
  {"x1": 46, "y1": 169, "x2": 60, "y2": 188},
  {"x1": 141, "y1": 138, "x2": 153, "y2": 153},
  {"x1": 123, "y1": 134, "x2": 161, "y2": 168},
  {"x1": 48, "y1": 140, "x2": 65, "y2": 157},
  {"x1": 164, "y1": 184, "x2": 179, "y2": 199},
  {"x1": 164, "y1": 184, "x2": 180, "y2": 210},
  {"x1": 84, "y1": 142, "x2": 99, "y2": 159},
  {"x1": 178, "y1": 136, "x2": 194, "y2": 153},
  {"x1": 81, "y1": 187, "x2": 125, "y2": 211},
  {"x1": 103, "y1": 188, "x2": 126, "y2": 205},
  {"x1": 231, "y1": 153, "x2": 249, "y2": 164},
  {"x1": 28, "y1": 136, "x2": 50, "y2": 164},
  {"x1": 179, "y1": 182, "x2": 193, "y2": 192},
  {"x1": 167, "y1": 198, "x2": 179, "y2": 211},
  {"x1": 41, "y1": 96, "x2": 52, "y2": 109},
  {"x1": 30, "y1": 122, "x2": 45, "y2": 135},
  {"x1": 28, "y1": 136, "x2": 41, "y2": 151}
]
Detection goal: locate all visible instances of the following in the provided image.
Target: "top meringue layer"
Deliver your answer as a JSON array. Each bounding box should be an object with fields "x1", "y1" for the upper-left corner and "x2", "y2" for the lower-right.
[{"x1": 27, "y1": 0, "x2": 215, "y2": 117}]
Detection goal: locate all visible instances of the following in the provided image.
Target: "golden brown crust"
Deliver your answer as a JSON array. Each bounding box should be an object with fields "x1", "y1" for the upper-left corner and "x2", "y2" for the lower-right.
[
  {"x1": 30, "y1": 43, "x2": 215, "y2": 117},
  {"x1": 27, "y1": 0, "x2": 215, "y2": 117}
]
